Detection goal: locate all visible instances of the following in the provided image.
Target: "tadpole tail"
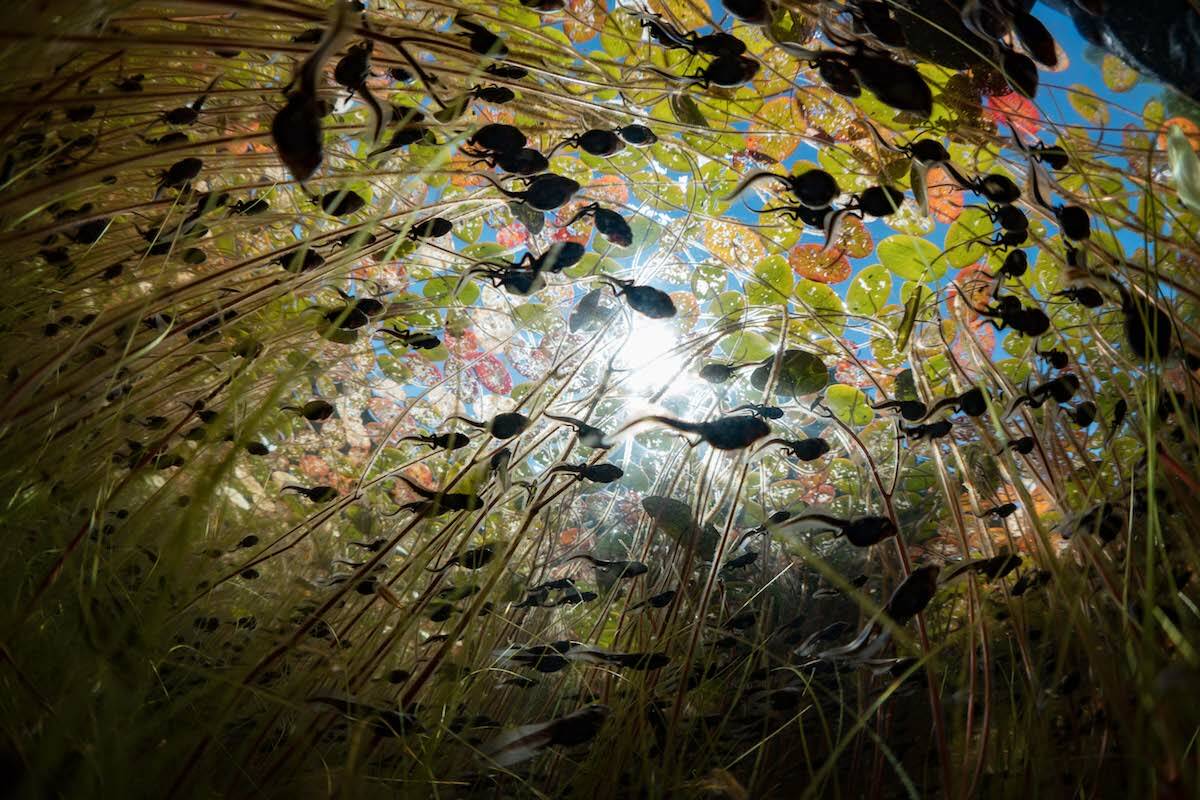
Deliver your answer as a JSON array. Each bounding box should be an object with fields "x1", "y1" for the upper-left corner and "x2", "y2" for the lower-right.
[
  {"x1": 1026, "y1": 164, "x2": 1054, "y2": 212},
  {"x1": 863, "y1": 119, "x2": 903, "y2": 154},
  {"x1": 644, "y1": 415, "x2": 703, "y2": 434},
  {"x1": 474, "y1": 172, "x2": 521, "y2": 200},
  {"x1": 555, "y1": 203, "x2": 596, "y2": 229},
  {"x1": 940, "y1": 161, "x2": 974, "y2": 191},
  {"x1": 544, "y1": 137, "x2": 573, "y2": 159},
  {"x1": 395, "y1": 434, "x2": 432, "y2": 446},
  {"x1": 559, "y1": 553, "x2": 598, "y2": 566},
  {"x1": 392, "y1": 472, "x2": 437, "y2": 499},
  {"x1": 359, "y1": 84, "x2": 391, "y2": 145},
  {"x1": 917, "y1": 396, "x2": 959, "y2": 422},
  {"x1": 790, "y1": 512, "x2": 847, "y2": 530},
  {"x1": 821, "y1": 207, "x2": 854, "y2": 252},
  {"x1": 293, "y1": 1, "x2": 353, "y2": 99},
  {"x1": 544, "y1": 412, "x2": 584, "y2": 428},
  {"x1": 721, "y1": 170, "x2": 787, "y2": 203},
  {"x1": 640, "y1": 65, "x2": 689, "y2": 85},
  {"x1": 445, "y1": 414, "x2": 487, "y2": 430},
  {"x1": 192, "y1": 73, "x2": 223, "y2": 111},
  {"x1": 948, "y1": 282, "x2": 990, "y2": 317},
  {"x1": 751, "y1": 437, "x2": 791, "y2": 455}
]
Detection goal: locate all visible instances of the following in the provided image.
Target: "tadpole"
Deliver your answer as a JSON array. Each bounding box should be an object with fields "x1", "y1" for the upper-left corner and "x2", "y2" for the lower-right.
[
  {"x1": 282, "y1": 399, "x2": 335, "y2": 421},
  {"x1": 635, "y1": 413, "x2": 771, "y2": 450},
  {"x1": 476, "y1": 172, "x2": 581, "y2": 211},
  {"x1": 397, "y1": 431, "x2": 471, "y2": 451},
  {"x1": 282, "y1": 484, "x2": 339, "y2": 503},
  {"x1": 446, "y1": 411, "x2": 530, "y2": 439}
]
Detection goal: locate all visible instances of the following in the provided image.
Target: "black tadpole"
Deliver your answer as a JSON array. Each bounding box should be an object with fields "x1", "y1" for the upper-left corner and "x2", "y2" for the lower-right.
[
  {"x1": 629, "y1": 589, "x2": 677, "y2": 611},
  {"x1": 282, "y1": 484, "x2": 338, "y2": 503},
  {"x1": 794, "y1": 513, "x2": 898, "y2": 547},
  {"x1": 562, "y1": 554, "x2": 648, "y2": 579},
  {"x1": 871, "y1": 398, "x2": 928, "y2": 422},
  {"x1": 636, "y1": 413, "x2": 771, "y2": 451},
  {"x1": 764, "y1": 437, "x2": 830, "y2": 461},
  {"x1": 397, "y1": 431, "x2": 471, "y2": 451},
  {"x1": 428, "y1": 544, "x2": 495, "y2": 572},
  {"x1": 271, "y1": 4, "x2": 352, "y2": 183},
  {"x1": 601, "y1": 278, "x2": 676, "y2": 319},
  {"x1": 544, "y1": 413, "x2": 611, "y2": 448},
  {"x1": 389, "y1": 475, "x2": 484, "y2": 517},
  {"x1": 546, "y1": 462, "x2": 624, "y2": 484},
  {"x1": 281, "y1": 399, "x2": 335, "y2": 421},
  {"x1": 883, "y1": 565, "x2": 940, "y2": 624},
  {"x1": 446, "y1": 411, "x2": 530, "y2": 439},
  {"x1": 476, "y1": 172, "x2": 581, "y2": 211}
]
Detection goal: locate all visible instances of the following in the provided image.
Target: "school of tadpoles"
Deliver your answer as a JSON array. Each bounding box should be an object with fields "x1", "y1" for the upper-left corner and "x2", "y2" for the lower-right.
[{"x1": 2, "y1": 0, "x2": 1200, "y2": 796}]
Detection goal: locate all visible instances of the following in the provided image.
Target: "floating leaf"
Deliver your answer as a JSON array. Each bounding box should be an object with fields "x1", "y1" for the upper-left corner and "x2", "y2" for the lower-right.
[
  {"x1": 788, "y1": 244, "x2": 851, "y2": 284},
  {"x1": 1068, "y1": 84, "x2": 1109, "y2": 126},
  {"x1": 944, "y1": 207, "x2": 993, "y2": 269},
  {"x1": 1168, "y1": 125, "x2": 1200, "y2": 215},
  {"x1": 926, "y1": 166, "x2": 964, "y2": 223},
  {"x1": 986, "y1": 91, "x2": 1040, "y2": 136},
  {"x1": 846, "y1": 264, "x2": 891, "y2": 316},
  {"x1": 751, "y1": 349, "x2": 829, "y2": 398},
  {"x1": 877, "y1": 234, "x2": 945, "y2": 280},
  {"x1": 825, "y1": 384, "x2": 874, "y2": 426},
  {"x1": 472, "y1": 353, "x2": 512, "y2": 395},
  {"x1": 831, "y1": 214, "x2": 873, "y2": 259},
  {"x1": 1101, "y1": 55, "x2": 1138, "y2": 93},
  {"x1": 746, "y1": 254, "x2": 794, "y2": 305}
]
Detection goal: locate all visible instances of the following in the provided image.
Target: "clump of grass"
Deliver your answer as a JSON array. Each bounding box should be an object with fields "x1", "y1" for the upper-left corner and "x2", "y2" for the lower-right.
[{"x1": 1, "y1": 1, "x2": 1199, "y2": 798}]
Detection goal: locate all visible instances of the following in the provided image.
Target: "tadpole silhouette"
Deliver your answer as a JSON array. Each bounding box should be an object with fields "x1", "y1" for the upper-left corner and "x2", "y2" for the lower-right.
[
  {"x1": 730, "y1": 403, "x2": 783, "y2": 420},
  {"x1": 454, "y1": 16, "x2": 508, "y2": 57},
  {"x1": 397, "y1": 431, "x2": 471, "y2": 451},
  {"x1": 883, "y1": 565, "x2": 940, "y2": 624},
  {"x1": 546, "y1": 462, "x2": 624, "y2": 484},
  {"x1": 601, "y1": 278, "x2": 675, "y2": 319},
  {"x1": 958, "y1": 286, "x2": 1050, "y2": 337},
  {"x1": 271, "y1": 4, "x2": 352, "y2": 182},
  {"x1": 548, "y1": 128, "x2": 625, "y2": 158},
  {"x1": 282, "y1": 399, "x2": 334, "y2": 421},
  {"x1": 446, "y1": 411, "x2": 530, "y2": 439},
  {"x1": 765, "y1": 437, "x2": 831, "y2": 461},
  {"x1": 476, "y1": 172, "x2": 581, "y2": 211},
  {"x1": 794, "y1": 513, "x2": 898, "y2": 547},
  {"x1": 282, "y1": 484, "x2": 338, "y2": 503},
  {"x1": 871, "y1": 398, "x2": 928, "y2": 422},
  {"x1": 162, "y1": 74, "x2": 221, "y2": 126},
  {"x1": 629, "y1": 589, "x2": 676, "y2": 611},
  {"x1": 558, "y1": 203, "x2": 632, "y2": 246},
  {"x1": 636, "y1": 413, "x2": 771, "y2": 450},
  {"x1": 377, "y1": 329, "x2": 441, "y2": 350},
  {"x1": 428, "y1": 544, "x2": 495, "y2": 572},
  {"x1": 544, "y1": 413, "x2": 611, "y2": 448},
  {"x1": 725, "y1": 168, "x2": 840, "y2": 209},
  {"x1": 390, "y1": 475, "x2": 484, "y2": 516},
  {"x1": 562, "y1": 554, "x2": 648, "y2": 579},
  {"x1": 975, "y1": 502, "x2": 1018, "y2": 519}
]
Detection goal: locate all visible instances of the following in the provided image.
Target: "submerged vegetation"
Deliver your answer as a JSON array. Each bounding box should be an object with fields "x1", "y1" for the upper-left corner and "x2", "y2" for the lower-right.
[{"x1": 3, "y1": 0, "x2": 1200, "y2": 796}]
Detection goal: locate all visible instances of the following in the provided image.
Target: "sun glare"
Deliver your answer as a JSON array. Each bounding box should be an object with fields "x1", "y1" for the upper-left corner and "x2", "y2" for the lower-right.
[{"x1": 615, "y1": 316, "x2": 692, "y2": 393}]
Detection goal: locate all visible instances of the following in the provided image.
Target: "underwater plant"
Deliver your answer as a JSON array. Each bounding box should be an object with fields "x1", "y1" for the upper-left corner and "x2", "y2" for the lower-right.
[{"x1": 2, "y1": 0, "x2": 1200, "y2": 797}]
